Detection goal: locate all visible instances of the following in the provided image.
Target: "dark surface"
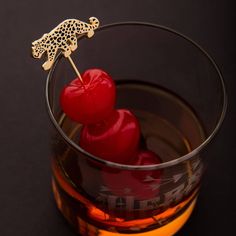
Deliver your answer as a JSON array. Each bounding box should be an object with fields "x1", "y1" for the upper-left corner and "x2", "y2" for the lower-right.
[{"x1": 0, "y1": 1, "x2": 235, "y2": 235}]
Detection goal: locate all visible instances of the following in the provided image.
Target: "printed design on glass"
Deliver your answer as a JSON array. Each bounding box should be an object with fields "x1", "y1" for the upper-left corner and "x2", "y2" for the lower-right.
[{"x1": 95, "y1": 158, "x2": 203, "y2": 212}]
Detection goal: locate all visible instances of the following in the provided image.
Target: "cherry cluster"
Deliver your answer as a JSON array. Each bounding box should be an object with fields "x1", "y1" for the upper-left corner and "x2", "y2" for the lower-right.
[{"x1": 60, "y1": 69, "x2": 162, "y2": 199}]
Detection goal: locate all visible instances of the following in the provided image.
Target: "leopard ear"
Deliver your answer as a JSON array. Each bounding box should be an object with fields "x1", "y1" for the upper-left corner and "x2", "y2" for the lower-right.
[
  {"x1": 32, "y1": 40, "x2": 37, "y2": 46},
  {"x1": 42, "y1": 33, "x2": 48, "y2": 39}
]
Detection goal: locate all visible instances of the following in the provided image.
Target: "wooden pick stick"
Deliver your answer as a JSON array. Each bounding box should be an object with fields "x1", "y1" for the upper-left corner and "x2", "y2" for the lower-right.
[{"x1": 67, "y1": 55, "x2": 83, "y2": 82}]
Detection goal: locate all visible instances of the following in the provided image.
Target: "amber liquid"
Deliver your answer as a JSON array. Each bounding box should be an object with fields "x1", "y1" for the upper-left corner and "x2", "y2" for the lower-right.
[{"x1": 51, "y1": 82, "x2": 205, "y2": 235}]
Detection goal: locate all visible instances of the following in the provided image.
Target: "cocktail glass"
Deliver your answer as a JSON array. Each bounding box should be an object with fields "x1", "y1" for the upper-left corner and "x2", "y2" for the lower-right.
[{"x1": 46, "y1": 22, "x2": 227, "y2": 236}]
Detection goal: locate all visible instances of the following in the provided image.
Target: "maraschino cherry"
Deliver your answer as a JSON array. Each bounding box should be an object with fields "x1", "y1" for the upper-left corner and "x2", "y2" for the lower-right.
[
  {"x1": 102, "y1": 150, "x2": 162, "y2": 200},
  {"x1": 79, "y1": 109, "x2": 140, "y2": 164},
  {"x1": 60, "y1": 69, "x2": 115, "y2": 124},
  {"x1": 60, "y1": 68, "x2": 141, "y2": 164}
]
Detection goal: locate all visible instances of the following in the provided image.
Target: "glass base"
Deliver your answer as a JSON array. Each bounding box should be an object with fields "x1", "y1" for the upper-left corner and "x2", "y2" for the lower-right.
[
  {"x1": 99, "y1": 199, "x2": 196, "y2": 236},
  {"x1": 52, "y1": 178, "x2": 196, "y2": 236}
]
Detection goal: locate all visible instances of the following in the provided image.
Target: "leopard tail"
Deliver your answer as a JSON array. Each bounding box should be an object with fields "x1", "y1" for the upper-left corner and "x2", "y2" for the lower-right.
[{"x1": 89, "y1": 17, "x2": 100, "y2": 30}]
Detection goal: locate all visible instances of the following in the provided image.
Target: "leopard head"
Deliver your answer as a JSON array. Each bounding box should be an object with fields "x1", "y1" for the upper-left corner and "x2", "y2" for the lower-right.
[
  {"x1": 32, "y1": 42, "x2": 46, "y2": 59},
  {"x1": 31, "y1": 34, "x2": 47, "y2": 58}
]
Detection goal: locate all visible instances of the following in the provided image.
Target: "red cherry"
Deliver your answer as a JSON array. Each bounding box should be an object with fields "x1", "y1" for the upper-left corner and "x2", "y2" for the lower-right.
[
  {"x1": 132, "y1": 150, "x2": 162, "y2": 181},
  {"x1": 60, "y1": 68, "x2": 115, "y2": 124},
  {"x1": 79, "y1": 109, "x2": 140, "y2": 164},
  {"x1": 102, "y1": 150, "x2": 162, "y2": 201}
]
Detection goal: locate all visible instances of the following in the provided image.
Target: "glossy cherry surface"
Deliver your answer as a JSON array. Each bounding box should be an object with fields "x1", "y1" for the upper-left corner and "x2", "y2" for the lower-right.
[
  {"x1": 60, "y1": 68, "x2": 115, "y2": 124},
  {"x1": 79, "y1": 109, "x2": 140, "y2": 164},
  {"x1": 102, "y1": 150, "x2": 162, "y2": 200}
]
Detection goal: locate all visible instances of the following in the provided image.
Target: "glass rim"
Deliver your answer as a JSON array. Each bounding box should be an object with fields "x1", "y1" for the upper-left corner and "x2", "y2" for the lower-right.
[{"x1": 45, "y1": 21, "x2": 227, "y2": 171}]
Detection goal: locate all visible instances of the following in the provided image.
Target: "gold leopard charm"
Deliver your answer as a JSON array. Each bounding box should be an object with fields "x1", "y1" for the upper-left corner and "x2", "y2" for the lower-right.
[{"x1": 31, "y1": 17, "x2": 99, "y2": 70}]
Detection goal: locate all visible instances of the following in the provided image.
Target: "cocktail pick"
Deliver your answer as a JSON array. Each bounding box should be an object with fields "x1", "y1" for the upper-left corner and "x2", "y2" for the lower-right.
[{"x1": 31, "y1": 17, "x2": 100, "y2": 82}]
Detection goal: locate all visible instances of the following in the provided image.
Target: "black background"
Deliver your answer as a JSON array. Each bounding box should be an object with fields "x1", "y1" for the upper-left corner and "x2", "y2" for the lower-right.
[{"x1": 0, "y1": 1, "x2": 235, "y2": 235}]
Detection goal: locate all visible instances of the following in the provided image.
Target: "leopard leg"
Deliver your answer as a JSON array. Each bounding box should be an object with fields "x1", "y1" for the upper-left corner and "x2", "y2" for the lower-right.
[
  {"x1": 42, "y1": 49, "x2": 57, "y2": 70},
  {"x1": 62, "y1": 44, "x2": 72, "y2": 57},
  {"x1": 87, "y1": 29, "x2": 94, "y2": 38},
  {"x1": 68, "y1": 36, "x2": 78, "y2": 51}
]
